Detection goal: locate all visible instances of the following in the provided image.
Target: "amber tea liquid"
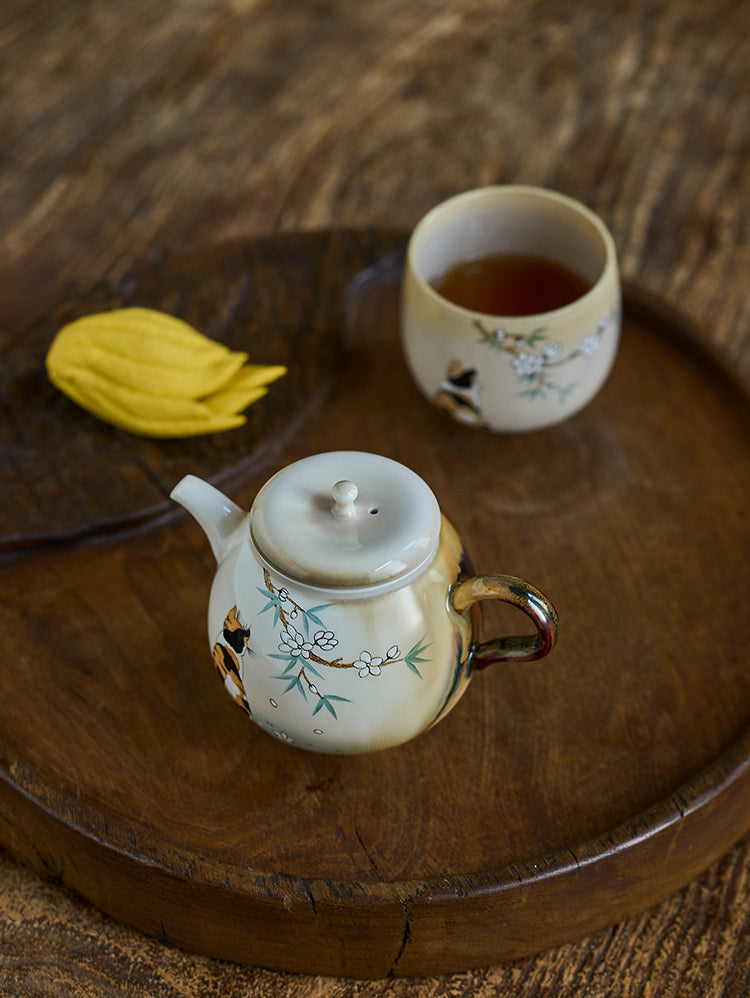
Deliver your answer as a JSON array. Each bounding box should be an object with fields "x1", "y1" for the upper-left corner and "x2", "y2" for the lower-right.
[{"x1": 431, "y1": 253, "x2": 590, "y2": 316}]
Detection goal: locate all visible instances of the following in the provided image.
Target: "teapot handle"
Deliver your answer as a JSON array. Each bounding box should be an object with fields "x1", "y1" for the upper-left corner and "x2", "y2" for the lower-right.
[{"x1": 450, "y1": 575, "x2": 558, "y2": 668}]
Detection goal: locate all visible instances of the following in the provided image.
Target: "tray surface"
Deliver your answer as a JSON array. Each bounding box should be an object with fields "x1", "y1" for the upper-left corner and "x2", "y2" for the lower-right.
[
  {"x1": 0, "y1": 231, "x2": 399, "y2": 553},
  {"x1": 0, "y1": 230, "x2": 748, "y2": 978}
]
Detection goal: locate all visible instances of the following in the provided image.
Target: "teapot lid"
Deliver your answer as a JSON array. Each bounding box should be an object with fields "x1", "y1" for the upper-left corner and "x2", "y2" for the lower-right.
[{"x1": 249, "y1": 451, "x2": 441, "y2": 590}]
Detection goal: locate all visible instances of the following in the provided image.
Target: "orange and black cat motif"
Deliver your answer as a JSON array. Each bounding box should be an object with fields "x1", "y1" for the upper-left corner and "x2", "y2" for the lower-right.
[{"x1": 211, "y1": 606, "x2": 252, "y2": 717}]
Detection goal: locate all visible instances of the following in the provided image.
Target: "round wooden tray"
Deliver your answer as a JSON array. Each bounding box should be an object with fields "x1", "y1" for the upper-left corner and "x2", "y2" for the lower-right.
[{"x1": 0, "y1": 230, "x2": 748, "y2": 979}]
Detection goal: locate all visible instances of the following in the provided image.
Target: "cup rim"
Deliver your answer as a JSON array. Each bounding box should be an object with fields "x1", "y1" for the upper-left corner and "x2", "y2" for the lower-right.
[{"x1": 406, "y1": 184, "x2": 619, "y2": 322}]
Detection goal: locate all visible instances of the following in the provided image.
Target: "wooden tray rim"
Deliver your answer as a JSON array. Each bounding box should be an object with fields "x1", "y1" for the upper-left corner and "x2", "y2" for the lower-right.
[{"x1": 2, "y1": 231, "x2": 749, "y2": 975}]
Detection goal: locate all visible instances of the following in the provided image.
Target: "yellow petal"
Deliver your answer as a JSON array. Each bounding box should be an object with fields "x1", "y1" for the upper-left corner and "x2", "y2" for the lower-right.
[
  {"x1": 206, "y1": 385, "x2": 268, "y2": 415},
  {"x1": 58, "y1": 308, "x2": 238, "y2": 363},
  {"x1": 51, "y1": 365, "x2": 245, "y2": 437},
  {"x1": 204, "y1": 364, "x2": 287, "y2": 415},
  {"x1": 45, "y1": 306, "x2": 285, "y2": 437},
  {"x1": 69, "y1": 342, "x2": 246, "y2": 398}
]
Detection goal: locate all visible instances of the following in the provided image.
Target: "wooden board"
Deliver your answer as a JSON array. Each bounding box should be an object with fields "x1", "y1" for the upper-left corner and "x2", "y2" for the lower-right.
[
  {"x1": 0, "y1": 230, "x2": 748, "y2": 979},
  {"x1": 0, "y1": 230, "x2": 404, "y2": 554}
]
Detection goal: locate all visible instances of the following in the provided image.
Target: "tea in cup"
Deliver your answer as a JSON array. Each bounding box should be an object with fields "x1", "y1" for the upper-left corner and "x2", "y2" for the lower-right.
[{"x1": 401, "y1": 185, "x2": 621, "y2": 433}]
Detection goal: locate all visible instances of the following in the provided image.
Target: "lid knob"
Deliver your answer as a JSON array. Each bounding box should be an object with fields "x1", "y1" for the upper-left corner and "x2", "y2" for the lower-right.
[{"x1": 332, "y1": 480, "x2": 359, "y2": 517}]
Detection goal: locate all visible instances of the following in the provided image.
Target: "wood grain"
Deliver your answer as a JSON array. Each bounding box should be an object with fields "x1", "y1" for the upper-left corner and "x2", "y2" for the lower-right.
[
  {"x1": 0, "y1": 840, "x2": 748, "y2": 996},
  {"x1": 0, "y1": 230, "x2": 402, "y2": 553},
  {"x1": 0, "y1": 239, "x2": 748, "y2": 979},
  {"x1": 2, "y1": 0, "x2": 750, "y2": 992}
]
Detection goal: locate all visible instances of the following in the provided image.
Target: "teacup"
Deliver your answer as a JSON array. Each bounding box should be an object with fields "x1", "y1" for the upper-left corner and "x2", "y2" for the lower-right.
[{"x1": 401, "y1": 185, "x2": 621, "y2": 433}]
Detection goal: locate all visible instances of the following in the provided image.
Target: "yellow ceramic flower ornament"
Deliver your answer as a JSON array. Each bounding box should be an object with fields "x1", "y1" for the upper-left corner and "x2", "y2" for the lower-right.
[{"x1": 46, "y1": 307, "x2": 286, "y2": 437}]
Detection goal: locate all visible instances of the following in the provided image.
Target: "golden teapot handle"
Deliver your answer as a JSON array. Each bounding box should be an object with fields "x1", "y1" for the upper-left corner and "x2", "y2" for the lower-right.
[{"x1": 450, "y1": 574, "x2": 558, "y2": 668}]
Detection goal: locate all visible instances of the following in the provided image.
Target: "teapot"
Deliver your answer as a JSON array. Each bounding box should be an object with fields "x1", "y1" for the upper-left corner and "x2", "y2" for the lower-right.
[{"x1": 170, "y1": 451, "x2": 558, "y2": 754}]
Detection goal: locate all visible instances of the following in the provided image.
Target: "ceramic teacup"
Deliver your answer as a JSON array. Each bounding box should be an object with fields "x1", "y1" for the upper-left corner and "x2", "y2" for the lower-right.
[{"x1": 401, "y1": 185, "x2": 621, "y2": 433}]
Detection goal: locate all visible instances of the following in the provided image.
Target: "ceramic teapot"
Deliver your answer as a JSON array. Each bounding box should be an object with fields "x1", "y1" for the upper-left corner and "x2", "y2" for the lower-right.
[{"x1": 170, "y1": 451, "x2": 558, "y2": 754}]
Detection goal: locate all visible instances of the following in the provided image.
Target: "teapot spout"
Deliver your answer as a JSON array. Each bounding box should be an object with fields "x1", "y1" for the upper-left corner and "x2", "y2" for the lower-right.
[{"x1": 170, "y1": 474, "x2": 246, "y2": 562}]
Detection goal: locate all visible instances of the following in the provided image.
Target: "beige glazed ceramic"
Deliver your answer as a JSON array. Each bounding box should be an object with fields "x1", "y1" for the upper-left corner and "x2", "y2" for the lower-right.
[
  {"x1": 171, "y1": 451, "x2": 558, "y2": 754},
  {"x1": 401, "y1": 185, "x2": 621, "y2": 432}
]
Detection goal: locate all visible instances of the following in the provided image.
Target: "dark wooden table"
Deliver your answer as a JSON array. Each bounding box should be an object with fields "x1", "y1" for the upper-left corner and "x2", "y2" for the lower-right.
[{"x1": 1, "y1": 0, "x2": 749, "y2": 994}]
